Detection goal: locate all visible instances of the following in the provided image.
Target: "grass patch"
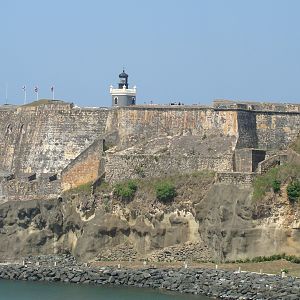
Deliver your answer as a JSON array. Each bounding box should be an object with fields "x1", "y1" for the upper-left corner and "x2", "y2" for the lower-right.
[
  {"x1": 65, "y1": 181, "x2": 92, "y2": 195},
  {"x1": 136, "y1": 170, "x2": 215, "y2": 192},
  {"x1": 253, "y1": 163, "x2": 300, "y2": 201},
  {"x1": 227, "y1": 253, "x2": 300, "y2": 264}
]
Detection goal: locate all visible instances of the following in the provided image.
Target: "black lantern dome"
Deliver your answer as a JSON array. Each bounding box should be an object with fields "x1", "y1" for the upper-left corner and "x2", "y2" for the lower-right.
[{"x1": 118, "y1": 69, "x2": 129, "y2": 88}]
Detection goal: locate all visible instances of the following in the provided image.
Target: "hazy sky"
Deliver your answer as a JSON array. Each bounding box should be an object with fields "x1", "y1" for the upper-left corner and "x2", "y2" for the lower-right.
[{"x1": 1, "y1": 0, "x2": 300, "y2": 107}]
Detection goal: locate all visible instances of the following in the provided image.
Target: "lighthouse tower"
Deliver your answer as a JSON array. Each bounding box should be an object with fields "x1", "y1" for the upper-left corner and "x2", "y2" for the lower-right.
[{"x1": 110, "y1": 70, "x2": 136, "y2": 107}]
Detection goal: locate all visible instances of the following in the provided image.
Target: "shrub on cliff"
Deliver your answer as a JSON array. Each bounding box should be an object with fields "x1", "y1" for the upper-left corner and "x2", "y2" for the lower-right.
[
  {"x1": 272, "y1": 179, "x2": 281, "y2": 193},
  {"x1": 155, "y1": 181, "x2": 177, "y2": 203},
  {"x1": 287, "y1": 180, "x2": 300, "y2": 202},
  {"x1": 114, "y1": 180, "x2": 137, "y2": 201},
  {"x1": 253, "y1": 162, "x2": 300, "y2": 201}
]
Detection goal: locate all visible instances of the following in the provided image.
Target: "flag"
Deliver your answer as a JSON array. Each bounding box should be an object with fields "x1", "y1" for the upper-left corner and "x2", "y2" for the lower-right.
[
  {"x1": 51, "y1": 86, "x2": 54, "y2": 92},
  {"x1": 22, "y1": 85, "x2": 26, "y2": 91},
  {"x1": 34, "y1": 86, "x2": 38, "y2": 93}
]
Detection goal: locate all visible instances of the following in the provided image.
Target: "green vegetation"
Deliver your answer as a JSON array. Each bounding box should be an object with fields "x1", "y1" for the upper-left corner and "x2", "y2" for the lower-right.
[
  {"x1": 64, "y1": 181, "x2": 92, "y2": 195},
  {"x1": 227, "y1": 253, "x2": 300, "y2": 264},
  {"x1": 253, "y1": 163, "x2": 300, "y2": 201},
  {"x1": 287, "y1": 180, "x2": 300, "y2": 202},
  {"x1": 136, "y1": 170, "x2": 214, "y2": 195},
  {"x1": 281, "y1": 268, "x2": 289, "y2": 273},
  {"x1": 155, "y1": 181, "x2": 177, "y2": 203},
  {"x1": 113, "y1": 180, "x2": 137, "y2": 201},
  {"x1": 271, "y1": 179, "x2": 281, "y2": 193}
]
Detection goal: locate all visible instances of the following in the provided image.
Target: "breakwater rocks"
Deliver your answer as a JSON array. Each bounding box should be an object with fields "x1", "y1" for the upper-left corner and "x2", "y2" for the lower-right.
[{"x1": 0, "y1": 257, "x2": 300, "y2": 299}]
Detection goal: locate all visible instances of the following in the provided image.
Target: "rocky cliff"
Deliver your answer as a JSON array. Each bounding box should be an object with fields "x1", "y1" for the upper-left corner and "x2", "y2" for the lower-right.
[
  {"x1": 1, "y1": 100, "x2": 300, "y2": 263},
  {"x1": 1, "y1": 161, "x2": 300, "y2": 263}
]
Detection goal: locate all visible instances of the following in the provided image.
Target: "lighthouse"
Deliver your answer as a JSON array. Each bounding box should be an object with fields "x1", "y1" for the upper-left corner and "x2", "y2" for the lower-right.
[{"x1": 110, "y1": 70, "x2": 136, "y2": 107}]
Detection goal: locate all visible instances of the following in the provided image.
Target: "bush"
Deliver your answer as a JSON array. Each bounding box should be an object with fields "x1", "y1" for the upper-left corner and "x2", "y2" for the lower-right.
[
  {"x1": 272, "y1": 180, "x2": 281, "y2": 193},
  {"x1": 253, "y1": 163, "x2": 300, "y2": 201},
  {"x1": 114, "y1": 180, "x2": 137, "y2": 201},
  {"x1": 155, "y1": 181, "x2": 177, "y2": 203},
  {"x1": 287, "y1": 181, "x2": 300, "y2": 202}
]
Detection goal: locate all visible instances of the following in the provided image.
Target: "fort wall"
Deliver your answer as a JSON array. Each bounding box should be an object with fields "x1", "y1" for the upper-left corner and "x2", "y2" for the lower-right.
[
  {"x1": 105, "y1": 152, "x2": 233, "y2": 184},
  {"x1": 0, "y1": 100, "x2": 300, "y2": 196},
  {"x1": 0, "y1": 174, "x2": 61, "y2": 202},
  {"x1": 215, "y1": 172, "x2": 256, "y2": 187},
  {"x1": 0, "y1": 103, "x2": 109, "y2": 175},
  {"x1": 214, "y1": 100, "x2": 300, "y2": 150},
  {"x1": 105, "y1": 106, "x2": 239, "y2": 148},
  {"x1": 61, "y1": 138, "x2": 105, "y2": 191},
  {"x1": 255, "y1": 112, "x2": 300, "y2": 150}
]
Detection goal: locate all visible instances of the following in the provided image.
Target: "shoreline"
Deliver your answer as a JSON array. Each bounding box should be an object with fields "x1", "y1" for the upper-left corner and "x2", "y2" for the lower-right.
[{"x1": 0, "y1": 256, "x2": 299, "y2": 299}]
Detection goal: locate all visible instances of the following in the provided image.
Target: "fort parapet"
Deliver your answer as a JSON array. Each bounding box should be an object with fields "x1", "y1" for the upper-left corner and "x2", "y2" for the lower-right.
[{"x1": 0, "y1": 99, "x2": 299, "y2": 200}]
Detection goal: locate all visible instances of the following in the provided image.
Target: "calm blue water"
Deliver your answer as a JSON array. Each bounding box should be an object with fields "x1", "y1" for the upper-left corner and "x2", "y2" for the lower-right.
[{"x1": 0, "y1": 280, "x2": 211, "y2": 300}]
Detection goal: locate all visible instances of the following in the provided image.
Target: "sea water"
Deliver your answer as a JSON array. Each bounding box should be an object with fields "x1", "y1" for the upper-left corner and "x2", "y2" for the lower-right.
[{"x1": 0, "y1": 279, "x2": 211, "y2": 300}]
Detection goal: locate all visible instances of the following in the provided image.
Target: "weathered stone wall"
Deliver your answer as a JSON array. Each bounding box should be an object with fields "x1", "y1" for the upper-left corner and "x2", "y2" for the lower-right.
[
  {"x1": 256, "y1": 154, "x2": 288, "y2": 174},
  {"x1": 234, "y1": 149, "x2": 266, "y2": 172},
  {"x1": 1, "y1": 101, "x2": 300, "y2": 193},
  {"x1": 105, "y1": 152, "x2": 233, "y2": 183},
  {"x1": 106, "y1": 106, "x2": 239, "y2": 148},
  {"x1": 61, "y1": 139, "x2": 105, "y2": 191},
  {"x1": 107, "y1": 105, "x2": 300, "y2": 152},
  {"x1": 216, "y1": 172, "x2": 256, "y2": 186},
  {"x1": 235, "y1": 111, "x2": 258, "y2": 149},
  {"x1": 214, "y1": 99, "x2": 300, "y2": 113},
  {"x1": 234, "y1": 149, "x2": 253, "y2": 173},
  {"x1": 0, "y1": 103, "x2": 109, "y2": 175},
  {"x1": 255, "y1": 111, "x2": 300, "y2": 150},
  {"x1": 0, "y1": 174, "x2": 61, "y2": 202}
]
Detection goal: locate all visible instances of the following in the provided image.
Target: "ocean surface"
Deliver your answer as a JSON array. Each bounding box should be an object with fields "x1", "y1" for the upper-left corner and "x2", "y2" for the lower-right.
[{"x1": 0, "y1": 279, "x2": 211, "y2": 300}]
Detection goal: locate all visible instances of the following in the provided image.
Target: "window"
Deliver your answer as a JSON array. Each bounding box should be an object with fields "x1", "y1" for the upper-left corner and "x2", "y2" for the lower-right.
[
  {"x1": 114, "y1": 97, "x2": 118, "y2": 105},
  {"x1": 132, "y1": 97, "x2": 135, "y2": 105}
]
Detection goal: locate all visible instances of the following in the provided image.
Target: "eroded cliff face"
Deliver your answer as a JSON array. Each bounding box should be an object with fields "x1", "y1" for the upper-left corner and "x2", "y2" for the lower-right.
[{"x1": 1, "y1": 172, "x2": 300, "y2": 263}]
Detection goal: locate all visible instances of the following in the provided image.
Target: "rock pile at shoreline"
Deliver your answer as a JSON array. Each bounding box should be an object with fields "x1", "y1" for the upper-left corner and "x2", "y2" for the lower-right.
[
  {"x1": 0, "y1": 256, "x2": 299, "y2": 299},
  {"x1": 146, "y1": 241, "x2": 212, "y2": 262}
]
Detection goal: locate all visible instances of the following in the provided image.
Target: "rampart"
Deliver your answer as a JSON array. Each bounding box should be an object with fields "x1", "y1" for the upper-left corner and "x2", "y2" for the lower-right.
[
  {"x1": 215, "y1": 172, "x2": 256, "y2": 187},
  {"x1": 0, "y1": 173, "x2": 61, "y2": 202},
  {"x1": 105, "y1": 152, "x2": 233, "y2": 184},
  {"x1": 214, "y1": 100, "x2": 300, "y2": 150},
  {"x1": 105, "y1": 106, "x2": 239, "y2": 148},
  {"x1": 256, "y1": 153, "x2": 288, "y2": 174},
  {"x1": 0, "y1": 100, "x2": 300, "y2": 195},
  {"x1": 61, "y1": 138, "x2": 105, "y2": 191},
  {"x1": 0, "y1": 102, "x2": 109, "y2": 175}
]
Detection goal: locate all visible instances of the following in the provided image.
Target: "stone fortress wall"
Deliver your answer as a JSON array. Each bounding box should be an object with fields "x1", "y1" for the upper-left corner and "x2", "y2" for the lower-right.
[
  {"x1": 0, "y1": 102, "x2": 109, "y2": 175},
  {"x1": 0, "y1": 173, "x2": 61, "y2": 203},
  {"x1": 0, "y1": 99, "x2": 299, "y2": 201}
]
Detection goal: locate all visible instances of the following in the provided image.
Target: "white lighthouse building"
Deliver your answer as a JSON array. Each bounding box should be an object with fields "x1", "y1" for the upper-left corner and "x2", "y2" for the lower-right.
[{"x1": 110, "y1": 70, "x2": 136, "y2": 107}]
